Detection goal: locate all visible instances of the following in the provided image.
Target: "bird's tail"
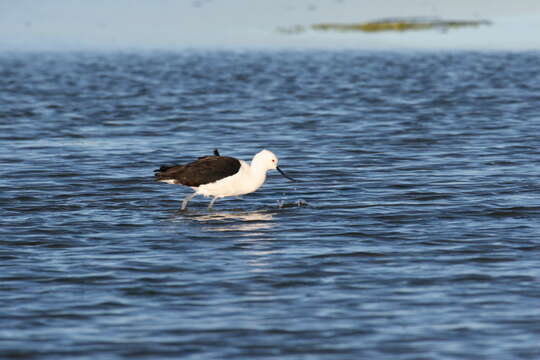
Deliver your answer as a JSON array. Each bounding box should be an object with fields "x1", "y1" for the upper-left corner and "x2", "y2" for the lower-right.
[{"x1": 154, "y1": 165, "x2": 180, "y2": 182}]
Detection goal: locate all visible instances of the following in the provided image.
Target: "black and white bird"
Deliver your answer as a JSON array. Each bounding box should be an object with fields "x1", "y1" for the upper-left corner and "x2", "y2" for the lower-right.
[{"x1": 154, "y1": 149, "x2": 295, "y2": 210}]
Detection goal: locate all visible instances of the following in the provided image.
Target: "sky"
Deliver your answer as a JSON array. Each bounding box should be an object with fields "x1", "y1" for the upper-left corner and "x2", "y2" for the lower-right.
[{"x1": 1, "y1": 0, "x2": 539, "y2": 51}]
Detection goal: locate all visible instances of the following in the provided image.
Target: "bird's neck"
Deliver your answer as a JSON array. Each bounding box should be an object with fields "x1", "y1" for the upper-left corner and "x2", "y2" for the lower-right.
[{"x1": 249, "y1": 161, "x2": 267, "y2": 190}]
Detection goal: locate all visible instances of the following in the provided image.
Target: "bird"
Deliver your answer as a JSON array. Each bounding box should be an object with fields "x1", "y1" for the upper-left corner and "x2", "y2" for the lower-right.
[{"x1": 154, "y1": 149, "x2": 295, "y2": 210}]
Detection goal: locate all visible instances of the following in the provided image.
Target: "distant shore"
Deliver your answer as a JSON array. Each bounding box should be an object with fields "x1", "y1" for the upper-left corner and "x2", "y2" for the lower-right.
[{"x1": 278, "y1": 17, "x2": 491, "y2": 35}]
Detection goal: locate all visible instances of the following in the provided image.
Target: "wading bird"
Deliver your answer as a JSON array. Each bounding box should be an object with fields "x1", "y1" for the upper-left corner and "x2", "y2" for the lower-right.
[{"x1": 154, "y1": 149, "x2": 295, "y2": 210}]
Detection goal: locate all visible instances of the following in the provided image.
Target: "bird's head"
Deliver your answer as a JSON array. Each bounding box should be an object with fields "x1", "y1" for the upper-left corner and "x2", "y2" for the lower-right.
[{"x1": 253, "y1": 149, "x2": 295, "y2": 181}]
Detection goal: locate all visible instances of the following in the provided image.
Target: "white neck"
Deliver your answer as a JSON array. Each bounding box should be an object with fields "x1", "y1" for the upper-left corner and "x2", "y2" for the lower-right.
[{"x1": 249, "y1": 160, "x2": 268, "y2": 191}]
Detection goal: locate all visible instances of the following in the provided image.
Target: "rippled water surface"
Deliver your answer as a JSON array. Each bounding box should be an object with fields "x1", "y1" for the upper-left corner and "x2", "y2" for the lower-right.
[{"x1": 2, "y1": 50, "x2": 540, "y2": 359}]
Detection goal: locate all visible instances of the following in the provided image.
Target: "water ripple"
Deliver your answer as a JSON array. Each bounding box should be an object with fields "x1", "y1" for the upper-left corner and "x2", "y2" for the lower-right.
[{"x1": 1, "y1": 50, "x2": 540, "y2": 359}]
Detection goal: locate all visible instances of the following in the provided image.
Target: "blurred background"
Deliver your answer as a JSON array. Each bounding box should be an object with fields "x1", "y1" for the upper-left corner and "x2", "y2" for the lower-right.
[{"x1": 1, "y1": 0, "x2": 539, "y2": 51}]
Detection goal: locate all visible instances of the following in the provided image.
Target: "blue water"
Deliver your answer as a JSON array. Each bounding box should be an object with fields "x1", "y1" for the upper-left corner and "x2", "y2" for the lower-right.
[{"x1": 2, "y1": 50, "x2": 540, "y2": 359}]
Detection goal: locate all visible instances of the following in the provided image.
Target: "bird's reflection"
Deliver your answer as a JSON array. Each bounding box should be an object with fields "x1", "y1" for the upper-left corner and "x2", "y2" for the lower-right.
[
  {"x1": 171, "y1": 209, "x2": 281, "y2": 275},
  {"x1": 184, "y1": 209, "x2": 275, "y2": 234}
]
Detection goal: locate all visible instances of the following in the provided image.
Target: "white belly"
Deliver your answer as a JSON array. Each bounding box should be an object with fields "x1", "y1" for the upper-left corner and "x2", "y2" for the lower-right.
[{"x1": 196, "y1": 163, "x2": 265, "y2": 198}]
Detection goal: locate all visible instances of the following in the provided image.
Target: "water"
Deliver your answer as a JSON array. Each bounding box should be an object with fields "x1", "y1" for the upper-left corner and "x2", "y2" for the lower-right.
[{"x1": 2, "y1": 50, "x2": 540, "y2": 359}]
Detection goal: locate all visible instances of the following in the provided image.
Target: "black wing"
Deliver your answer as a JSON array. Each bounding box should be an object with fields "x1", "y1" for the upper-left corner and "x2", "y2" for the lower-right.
[{"x1": 154, "y1": 156, "x2": 240, "y2": 187}]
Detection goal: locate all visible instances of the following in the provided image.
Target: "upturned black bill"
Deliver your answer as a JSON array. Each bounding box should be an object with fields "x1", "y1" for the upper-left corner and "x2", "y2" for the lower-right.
[{"x1": 277, "y1": 166, "x2": 295, "y2": 181}]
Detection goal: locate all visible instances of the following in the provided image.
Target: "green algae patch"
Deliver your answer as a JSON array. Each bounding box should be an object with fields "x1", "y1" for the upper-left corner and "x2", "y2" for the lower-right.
[{"x1": 278, "y1": 18, "x2": 491, "y2": 34}]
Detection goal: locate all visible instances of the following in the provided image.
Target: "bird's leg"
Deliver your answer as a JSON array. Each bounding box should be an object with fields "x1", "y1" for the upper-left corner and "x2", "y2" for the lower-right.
[
  {"x1": 208, "y1": 197, "x2": 218, "y2": 209},
  {"x1": 181, "y1": 193, "x2": 197, "y2": 211}
]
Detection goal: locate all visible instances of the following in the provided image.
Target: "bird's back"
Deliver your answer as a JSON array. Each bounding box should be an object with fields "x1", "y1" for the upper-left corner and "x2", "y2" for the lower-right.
[{"x1": 154, "y1": 156, "x2": 241, "y2": 187}]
